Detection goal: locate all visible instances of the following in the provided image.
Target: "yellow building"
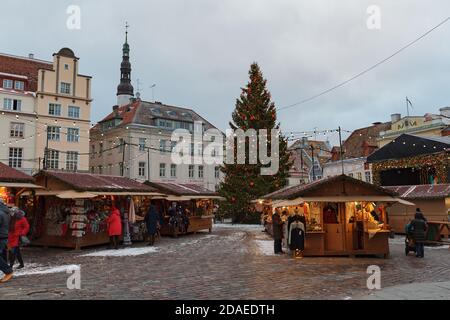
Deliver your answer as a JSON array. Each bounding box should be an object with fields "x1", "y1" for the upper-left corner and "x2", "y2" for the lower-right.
[
  {"x1": 35, "y1": 48, "x2": 92, "y2": 171},
  {"x1": 377, "y1": 109, "x2": 450, "y2": 148}
]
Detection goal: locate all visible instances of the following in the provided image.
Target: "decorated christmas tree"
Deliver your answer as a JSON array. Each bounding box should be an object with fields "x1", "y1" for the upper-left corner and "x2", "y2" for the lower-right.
[{"x1": 219, "y1": 63, "x2": 292, "y2": 223}]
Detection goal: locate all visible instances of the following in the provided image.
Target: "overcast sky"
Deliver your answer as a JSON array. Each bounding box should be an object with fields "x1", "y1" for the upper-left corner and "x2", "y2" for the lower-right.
[{"x1": 2, "y1": 0, "x2": 450, "y2": 145}]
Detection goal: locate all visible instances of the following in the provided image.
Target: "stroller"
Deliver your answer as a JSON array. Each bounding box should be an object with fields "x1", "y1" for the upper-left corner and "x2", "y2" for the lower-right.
[{"x1": 404, "y1": 222, "x2": 416, "y2": 256}]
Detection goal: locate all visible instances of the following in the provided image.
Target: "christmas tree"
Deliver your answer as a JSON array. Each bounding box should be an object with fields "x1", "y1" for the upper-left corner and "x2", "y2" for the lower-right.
[{"x1": 219, "y1": 63, "x2": 292, "y2": 223}]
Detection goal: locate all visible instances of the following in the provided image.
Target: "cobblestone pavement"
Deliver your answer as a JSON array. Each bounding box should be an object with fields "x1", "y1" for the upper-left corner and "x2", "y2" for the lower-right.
[{"x1": 0, "y1": 224, "x2": 449, "y2": 300}]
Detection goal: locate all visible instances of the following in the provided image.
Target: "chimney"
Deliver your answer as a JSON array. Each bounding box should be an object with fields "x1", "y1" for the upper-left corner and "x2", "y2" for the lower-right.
[
  {"x1": 28, "y1": 53, "x2": 34, "y2": 59},
  {"x1": 391, "y1": 113, "x2": 401, "y2": 123}
]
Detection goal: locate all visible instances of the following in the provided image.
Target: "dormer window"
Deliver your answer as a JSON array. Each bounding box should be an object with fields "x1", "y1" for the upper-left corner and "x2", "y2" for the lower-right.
[
  {"x1": 14, "y1": 81, "x2": 24, "y2": 91},
  {"x1": 64, "y1": 64, "x2": 69, "y2": 70},
  {"x1": 2, "y1": 79, "x2": 13, "y2": 89}
]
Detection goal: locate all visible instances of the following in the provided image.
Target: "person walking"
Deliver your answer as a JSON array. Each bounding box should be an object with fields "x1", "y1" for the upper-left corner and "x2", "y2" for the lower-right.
[
  {"x1": 0, "y1": 199, "x2": 13, "y2": 283},
  {"x1": 106, "y1": 204, "x2": 122, "y2": 250},
  {"x1": 272, "y1": 209, "x2": 284, "y2": 254},
  {"x1": 145, "y1": 204, "x2": 159, "y2": 246},
  {"x1": 8, "y1": 208, "x2": 29, "y2": 269},
  {"x1": 411, "y1": 210, "x2": 428, "y2": 258}
]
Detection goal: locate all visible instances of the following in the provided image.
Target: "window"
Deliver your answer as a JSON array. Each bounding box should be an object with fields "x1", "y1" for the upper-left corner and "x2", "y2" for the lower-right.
[
  {"x1": 49, "y1": 103, "x2": 61, "y2": 116},
  {"x1": 138, "y1": 162, "x2": 146, "y2": 177},
  {"x1": 215, "y1": 166, "x2": 220, "y2": 179},
  {"x1": 190, "y1": 143, "x2": 194, "y2": 156},
  {"x1": 170, "y1": 164, "x2": 177, "y2": 178},
  {"x1": 8, "y1": 148, "x2": 23, "y2": 168},
  {"x1": 159, "y1": 163, "x2": 166, "y2": 177},
  {"x1": 66, "y1": 151, "x2": 78, "y2": 171},
  {"x1": 47, "y1": 126, "x2": 60, "y2": 141},
  {"x1": 90, "y1": 145, "x2": 95, "y2": 159},
  {"x1": 189, "y1": 165, "x2": 194, "y2": 178},
  {"x1": 90, "y1": 167, "x2": 95, "y2": 174},
  {"x1": 10, "y1": 122, "x2": 24, "y2": 138},
  {"x1": 99, "y1": 142, "x2": 103, "y2": 157},
  {"x1": 357, "y1": 172, "x2": 363, "y2": 181},
  {"x1": 170, "y1": 141, "x2": 176, "y2": 152},
  {"x1": 119, "y1": 163, "x2": 124, "y2": 176},
  {"x1": 68, "y1": 106, "x2": 80, "y2": 118},
  {"x1": 46, "y1": 150, "x2": 59, "y2": 169},
  {"x1": 365, "y1": 171, "x2": 372, "y2": 183},
  {"x1": 158, "y1": 119, "x2": 173, "y2": 129},
  {"x1": 14, "y1": 81, "x2": 24, "y2": 91},
  {"x1": 119, "y1": 138, "x2": 125, "y2": 153},
  {"x1": 348, "y1": 173, "x2": 354, "y2": 178},
  {"x1": 67, "y1": 128, "x2": 79, "y2": 142},
  {"x1": 3, "y1": 79, "x2": 13, "y2": 89},
  {"x1": 64, "y1": 64, "x2": 69, "y2": 70},
  {"x1": 98, "y1": 166, "x2": 103, "y2": 174},
  {"x1": 198, "y1": 165, "x2": 204, "y2": 179},
  {"x1": 60, "y1": 82, "x2": 71, "y2": 94},
  {"x1": 137, "y1": 138, "x2": 145, "y2": 151},
  {"x1": 159, "y1": 140, "x2": 166, "y2": 153},
  {"x1": 3, "y1": 98, "x2": 21, "y2": 111}
]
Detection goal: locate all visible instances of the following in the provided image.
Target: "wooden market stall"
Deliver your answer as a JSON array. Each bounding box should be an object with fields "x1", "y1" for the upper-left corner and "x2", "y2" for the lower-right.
[
  {"x1": 31, "y1": 170, "x2": 162, "y2": 250},
  {"x1": 386, "y1": 184, "x2": 450, "y2": 240},
  {"x1": 145, "y1": 181, "x2": 224, "y2": 237},
  {"x1": 0, "y1": 163, "x2": 43, "y2": 224},
  {"x1": 260, "y1": 175, "x2": 414, "y2": 258}
]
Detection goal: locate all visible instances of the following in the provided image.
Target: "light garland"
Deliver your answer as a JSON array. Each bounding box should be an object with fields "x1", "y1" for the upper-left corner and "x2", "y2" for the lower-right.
[{"x1": 371, "y1": 151, "x2": 449, "y2": 185}]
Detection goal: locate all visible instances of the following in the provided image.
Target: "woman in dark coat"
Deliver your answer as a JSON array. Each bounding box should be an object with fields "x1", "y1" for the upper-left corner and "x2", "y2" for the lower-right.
[
  {"x1": 272, "y1": 211, "x2": 284, "y2": 254},
  {"x1": 145, "y1": 205, "x2": 159, "y2": 246},
  {"x1": 411, "y1": 211, "x2": 428, "y2": 258}
]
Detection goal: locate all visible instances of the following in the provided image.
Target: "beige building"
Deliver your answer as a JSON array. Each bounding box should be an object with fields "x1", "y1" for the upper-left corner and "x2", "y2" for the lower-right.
[
  {"x1": 0, "y1": 48, "x2": 92, "y2": 174},
  {"x1": 90, "y1": 101, "x2": 223, "y2": 191},
  {"x1": 378, "y1": 108, "x2": 450, "y2": 147},
  {"x1": 36, "y1": 48, "x2": 92, "y2": 171}
]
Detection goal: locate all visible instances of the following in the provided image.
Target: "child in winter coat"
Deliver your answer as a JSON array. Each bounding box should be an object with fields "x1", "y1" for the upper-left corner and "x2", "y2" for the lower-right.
[{"x1": 8, "y1": 208, "x2": 30, "y2": 269}]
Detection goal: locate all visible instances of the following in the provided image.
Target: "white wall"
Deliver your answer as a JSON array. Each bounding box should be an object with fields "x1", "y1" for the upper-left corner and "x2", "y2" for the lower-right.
[{"x1": 0, "y1": 91, "x2": 37, "y2": 175}]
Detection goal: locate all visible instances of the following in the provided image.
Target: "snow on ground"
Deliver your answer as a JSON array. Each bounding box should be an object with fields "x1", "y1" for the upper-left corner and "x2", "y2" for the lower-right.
[
  {"x1": 427, "y1": 245, "x2": 450, "y2": 250},
  {"x1": 255, "y1": 240, "x2": 275, "y2": 256},
  {"x1": 389, "y1": 237, "x2": 406, "y2": 245},
  {"x1": 80, "y1": 247, "x2": 159, "y2": 257},
  {"x1": 214, "y1": 223, "x2": 264, "y2": 231},
  {"x1": 14, "y1": 264, "x2": 80, "y2": 277},
  {"x1": 389, "y1": 237, "x2": 450, "y2": 250}
]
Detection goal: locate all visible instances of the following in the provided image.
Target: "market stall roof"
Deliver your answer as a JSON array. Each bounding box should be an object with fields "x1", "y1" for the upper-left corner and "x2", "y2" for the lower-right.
[
  {"x1": 261, "y1": 174, "x2": 399, "y2": 201},
  {"x1": 34, "y1": 170, "x2": 162, "y2": 194},
  {"x1": 386, "y1": 184, "x2": 450, "y2": 200},
  {"x1": 145, "y1": 181, "x2": 223, "y2": 199},
  {"x1": 367, "y1": 134, "x2": 450, "y2": 163},
  {"x1": 0, "y1": 163, "x2": 35, "y2": 184}
]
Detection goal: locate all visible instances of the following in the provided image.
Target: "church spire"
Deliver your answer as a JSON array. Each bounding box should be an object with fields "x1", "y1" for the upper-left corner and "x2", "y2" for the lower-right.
[{"x1": 117, "y1": 22, "x2": 134, "y2": 106}]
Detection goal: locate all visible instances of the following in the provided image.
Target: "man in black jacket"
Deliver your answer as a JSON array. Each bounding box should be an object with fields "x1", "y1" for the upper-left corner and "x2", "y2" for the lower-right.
[
  {"x1": 0, "y1": 200, "x2": 13, "y2": 282},
  {"x1": 411, "y1": 210, "x2": 428, "y2": 258}
]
